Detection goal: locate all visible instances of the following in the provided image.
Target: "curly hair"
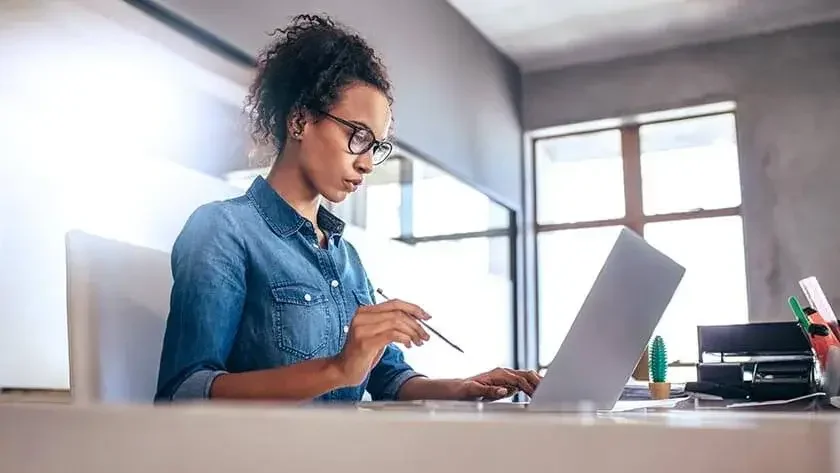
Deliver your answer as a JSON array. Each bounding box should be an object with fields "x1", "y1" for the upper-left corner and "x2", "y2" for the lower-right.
[{"x1": 246, "y1": 14, "x2": 393, "y2": 154}]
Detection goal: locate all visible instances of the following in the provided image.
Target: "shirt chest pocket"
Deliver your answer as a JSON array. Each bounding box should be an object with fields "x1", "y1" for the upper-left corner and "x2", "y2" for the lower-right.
[
  {"x1": 349, "y1": 288, "x2": 375, "y2": 321},
  {"x1": 351, "y1": 289, "x2": 374, "y2": 307},
  {"x1": 270, "y1": 283, "x2": 331, "y2": 360}
]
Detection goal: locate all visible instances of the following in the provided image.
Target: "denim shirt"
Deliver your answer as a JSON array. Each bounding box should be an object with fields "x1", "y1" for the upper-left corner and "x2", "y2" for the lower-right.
[{"x1": 155, "y1": 176, "x2": 422, "y2": 402}]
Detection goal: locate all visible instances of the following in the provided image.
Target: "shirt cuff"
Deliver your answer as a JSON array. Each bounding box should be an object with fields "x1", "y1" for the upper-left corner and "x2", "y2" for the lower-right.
[
  {"x1": 381, "y1": 370, "x2": 426, "y2": 401},
  {"x1": 171, "y1": 369, "x2": 227, "y2": 401}
]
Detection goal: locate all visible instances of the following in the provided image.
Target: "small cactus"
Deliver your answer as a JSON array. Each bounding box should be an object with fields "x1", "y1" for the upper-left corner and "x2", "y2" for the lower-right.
[{"x1": 649, "y1": 335, "x2": 667, "y2": 383}]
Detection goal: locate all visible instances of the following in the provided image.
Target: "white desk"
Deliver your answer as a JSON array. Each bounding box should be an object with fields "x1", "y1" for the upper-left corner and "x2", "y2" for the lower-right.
[{"x1": 1, "y1": 401, "x2": 837, "y2": 473}]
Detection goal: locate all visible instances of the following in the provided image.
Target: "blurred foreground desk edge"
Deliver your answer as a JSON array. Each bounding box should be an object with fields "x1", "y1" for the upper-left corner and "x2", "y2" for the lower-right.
[{"x1": 0, "y1": 402, "x2": 837, "y2": 473}]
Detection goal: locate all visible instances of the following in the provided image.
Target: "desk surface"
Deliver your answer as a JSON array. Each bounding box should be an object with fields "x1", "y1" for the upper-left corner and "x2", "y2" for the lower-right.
[{"x1": 1, "y1": 401, "x2": 838, "y2": 473}]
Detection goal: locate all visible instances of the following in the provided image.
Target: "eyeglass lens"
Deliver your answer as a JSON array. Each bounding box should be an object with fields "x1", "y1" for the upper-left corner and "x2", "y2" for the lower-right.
[{"x1": 349, "y1": 129, "x2": 392, "y2": 164}]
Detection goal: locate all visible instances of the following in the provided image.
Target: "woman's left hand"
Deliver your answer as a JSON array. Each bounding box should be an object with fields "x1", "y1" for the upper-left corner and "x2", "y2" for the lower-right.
[{"x1": 454, "y1": 368, "x2": 542, "y2": 401}]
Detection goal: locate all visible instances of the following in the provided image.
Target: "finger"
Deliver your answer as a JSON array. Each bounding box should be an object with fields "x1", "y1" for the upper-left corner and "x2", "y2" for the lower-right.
[
  {"x1": 355, "y1": 318, "x2": 416, "y2": 348},
  {"x1": 367, "y1": 299, "x2": 431, "y2": 320},
  {"x1": 353, "y1": 305, "x2": 431, "y2": 341},
  {"x1": 371, "y1": 331, "x2": 413, "y2": 350},
  {"x1": 353, "y1": 308, "x2": 430, "y2": 346},
  {"x1": 522, "y1": 370, "x2": 542, "y2": 388},
  {"x1": 462, "y1": 381, "x2": 509, "y2": 401},
  {"x1": 395, "y1": 311, "x2": 431, "y2": 343},
  {"x1": 391, "y1": 315, "x2": 429, "y2": 346},
  {"x1": 352, "y1": 306, "x2": 384, "y2": 325},
  {"x1": 352, "y1": 308, "x2": 401, "y2": 329},
  {"x1": 510, "y1": 368, "x2": 540, "y2": 395},
  {"x1": 493, "y1": 369, "x2": 538, "y2": 395},
  {"x1": 376, "y1": 311, "x2": 430, "y2": 344},
  {"x1": 369, "y1": 315, "x2": 428, "y2": 347},
  {"x1": 495, "y1": 369, "x2": 536, "y2": 396}
]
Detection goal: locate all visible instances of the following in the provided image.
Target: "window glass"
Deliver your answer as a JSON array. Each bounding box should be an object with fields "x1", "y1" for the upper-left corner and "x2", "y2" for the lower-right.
[
  {"x1": 645, "y1": 216, "x2": 748, "y2": 365},
  {"x1": 415, "y1": 236, "x2": 511, "y2": 279},
  {"x1": 361, "y1": 157, "x2": 404, "y2": 240},
  {"x1": 412, "y1": 159, "x2": 509, "y2": 236},
  {"x1": 640, "y1": 114, "x2": 741, "y2": 215},
  {"x1": 535, "y1": 130, "x2": 625, "y2": 224}
]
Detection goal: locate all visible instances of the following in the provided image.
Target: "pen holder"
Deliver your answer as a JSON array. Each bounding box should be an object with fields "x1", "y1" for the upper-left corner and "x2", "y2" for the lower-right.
[
  {"x1": 806, "y1": 310, "x2": 840, "y2": 369},
  {"x1": 648, "y1": 382, "x2": 671, "y2": 400},
  {"x1": 821, "y1": 346, "x2": 840, "y2": 397}
]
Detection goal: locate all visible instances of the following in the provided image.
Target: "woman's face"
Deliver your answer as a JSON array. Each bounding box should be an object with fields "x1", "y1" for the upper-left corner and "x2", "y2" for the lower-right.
[{"x1": 297, "y1": 82, "x2": 392, "y2": 203}]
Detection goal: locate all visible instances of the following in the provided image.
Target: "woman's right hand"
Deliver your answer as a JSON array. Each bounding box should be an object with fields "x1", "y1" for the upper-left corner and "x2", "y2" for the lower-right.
[{"x1": 334, "y1": 299, "x2": 431, "y2": 386}]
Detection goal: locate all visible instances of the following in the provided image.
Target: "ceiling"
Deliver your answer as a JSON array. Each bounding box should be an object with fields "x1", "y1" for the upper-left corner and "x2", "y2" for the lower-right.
[{"x1": 446, "y1": 0, "x2": 840, "y2": 71}]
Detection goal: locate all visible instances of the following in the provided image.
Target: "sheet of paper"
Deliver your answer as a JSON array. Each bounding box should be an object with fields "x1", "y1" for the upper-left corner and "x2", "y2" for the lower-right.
[{"x1": 609, "y1": 397, "x2": 689, "y2": 412}]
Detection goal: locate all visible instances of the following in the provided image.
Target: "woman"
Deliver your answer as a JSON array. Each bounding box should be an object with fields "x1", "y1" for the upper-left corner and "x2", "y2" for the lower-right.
[{"x1": 155, "y1": 14, "x2": 540, "y2": 402}]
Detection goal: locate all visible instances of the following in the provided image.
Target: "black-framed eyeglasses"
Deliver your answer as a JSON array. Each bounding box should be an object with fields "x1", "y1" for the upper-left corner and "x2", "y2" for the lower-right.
[{"x1": 322, "y1": 112, "x2": 393, "y2": 165}]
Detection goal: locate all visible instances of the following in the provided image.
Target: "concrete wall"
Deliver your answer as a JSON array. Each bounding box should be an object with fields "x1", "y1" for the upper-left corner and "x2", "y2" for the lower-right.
[
  {"x1": 522, "y1": 21, "x2": 840, "y2": 322},
  {"x1": 149, "y1": 0, "x2": 524, "y2": 209}
]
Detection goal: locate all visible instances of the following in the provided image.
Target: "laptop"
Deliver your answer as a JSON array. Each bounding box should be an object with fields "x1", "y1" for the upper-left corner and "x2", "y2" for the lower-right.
[
  {"x1": 527, "y1": 227, "x2": 685, "y2": 411},
  {"x1": 360, "y1": 227, "x2": 684, "y2": 413}
]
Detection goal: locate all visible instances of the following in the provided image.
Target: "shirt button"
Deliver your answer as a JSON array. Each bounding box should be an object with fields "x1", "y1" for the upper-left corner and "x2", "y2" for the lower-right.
[
  {"x1": 304, "y1": 293, "x2": 312, "y2": 302},
  {"x1": 343, "y1": 325, "x2": 349, "y2": 333},
  {"x1": 331, "y1": 280, "x2": 339, "y2": 288},
  {"x1": 312, "y1": 243, "x2": 319, "y2": 249}
]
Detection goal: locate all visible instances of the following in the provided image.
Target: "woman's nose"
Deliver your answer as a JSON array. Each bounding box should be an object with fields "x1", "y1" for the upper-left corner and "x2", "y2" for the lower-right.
[{"x1": 354, "y1": 152, "x2": 374, "y2": 174}]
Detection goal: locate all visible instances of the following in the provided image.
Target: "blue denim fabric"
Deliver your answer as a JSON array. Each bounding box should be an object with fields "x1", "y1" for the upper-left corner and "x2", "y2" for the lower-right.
[{"x1": 155, "y1": 176, "x2": 422, "y2": 402}]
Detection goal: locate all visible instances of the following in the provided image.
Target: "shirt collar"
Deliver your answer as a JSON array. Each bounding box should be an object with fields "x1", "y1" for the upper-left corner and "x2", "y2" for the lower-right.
[{"x1": 246, "y1": 176, "x2": 346, "y2": 239}]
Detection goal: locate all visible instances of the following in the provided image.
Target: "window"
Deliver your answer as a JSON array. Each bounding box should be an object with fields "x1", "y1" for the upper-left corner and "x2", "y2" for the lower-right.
[
  {"x1": 356, "y1": 156, "x2": 405, "y2": 239},
  {"x1": 534, "y1": 104, "x2": 747, "y2": 379},
  {"x1": 339, "y1": 153, "x2": 515, "y2": 278},
  {"x1": 414, "y1": 237, "x2": 511, "y2": 279},
  {"x1": 411, "y1": 159, "x2": 512, "y2": 238}
]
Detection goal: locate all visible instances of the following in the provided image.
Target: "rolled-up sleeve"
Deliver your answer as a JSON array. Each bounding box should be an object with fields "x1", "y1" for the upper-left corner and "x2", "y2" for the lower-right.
[
  {"x1": 170, "y1": 369, "x2": 227, "y2": 400},
  {"x1": 366, "y1": 343, "x2": 424, "y2": 401},
  {"x1": 154, "y1": 203, "x2": 247, "y2": 402}
]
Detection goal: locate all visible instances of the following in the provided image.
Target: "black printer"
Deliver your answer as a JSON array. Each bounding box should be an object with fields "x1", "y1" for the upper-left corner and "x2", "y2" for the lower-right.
[{"x1": 692, "y1": 322, "x2": 815, "y2": 401}]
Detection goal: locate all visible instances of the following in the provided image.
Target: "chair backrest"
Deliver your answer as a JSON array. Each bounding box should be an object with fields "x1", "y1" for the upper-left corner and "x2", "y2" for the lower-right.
[{"x1": 65, "y1": 230, "x2": 171, "y2": 404}]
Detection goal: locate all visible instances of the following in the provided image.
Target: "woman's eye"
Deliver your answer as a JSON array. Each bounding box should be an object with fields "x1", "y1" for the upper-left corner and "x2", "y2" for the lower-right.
[{"x1": 349, "y1": 129, "x2": 373, "y2": 152}]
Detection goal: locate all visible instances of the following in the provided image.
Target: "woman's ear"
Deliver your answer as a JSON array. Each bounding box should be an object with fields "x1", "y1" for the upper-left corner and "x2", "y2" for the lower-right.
[{"x1": 287, "y1": 109, "x2": 307, "y2": 140}]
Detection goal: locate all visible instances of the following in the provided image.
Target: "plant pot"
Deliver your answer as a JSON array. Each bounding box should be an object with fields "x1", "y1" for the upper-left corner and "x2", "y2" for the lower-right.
[{"x1": 648, "y1": 382, "x2": 671, "y2": 400}]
